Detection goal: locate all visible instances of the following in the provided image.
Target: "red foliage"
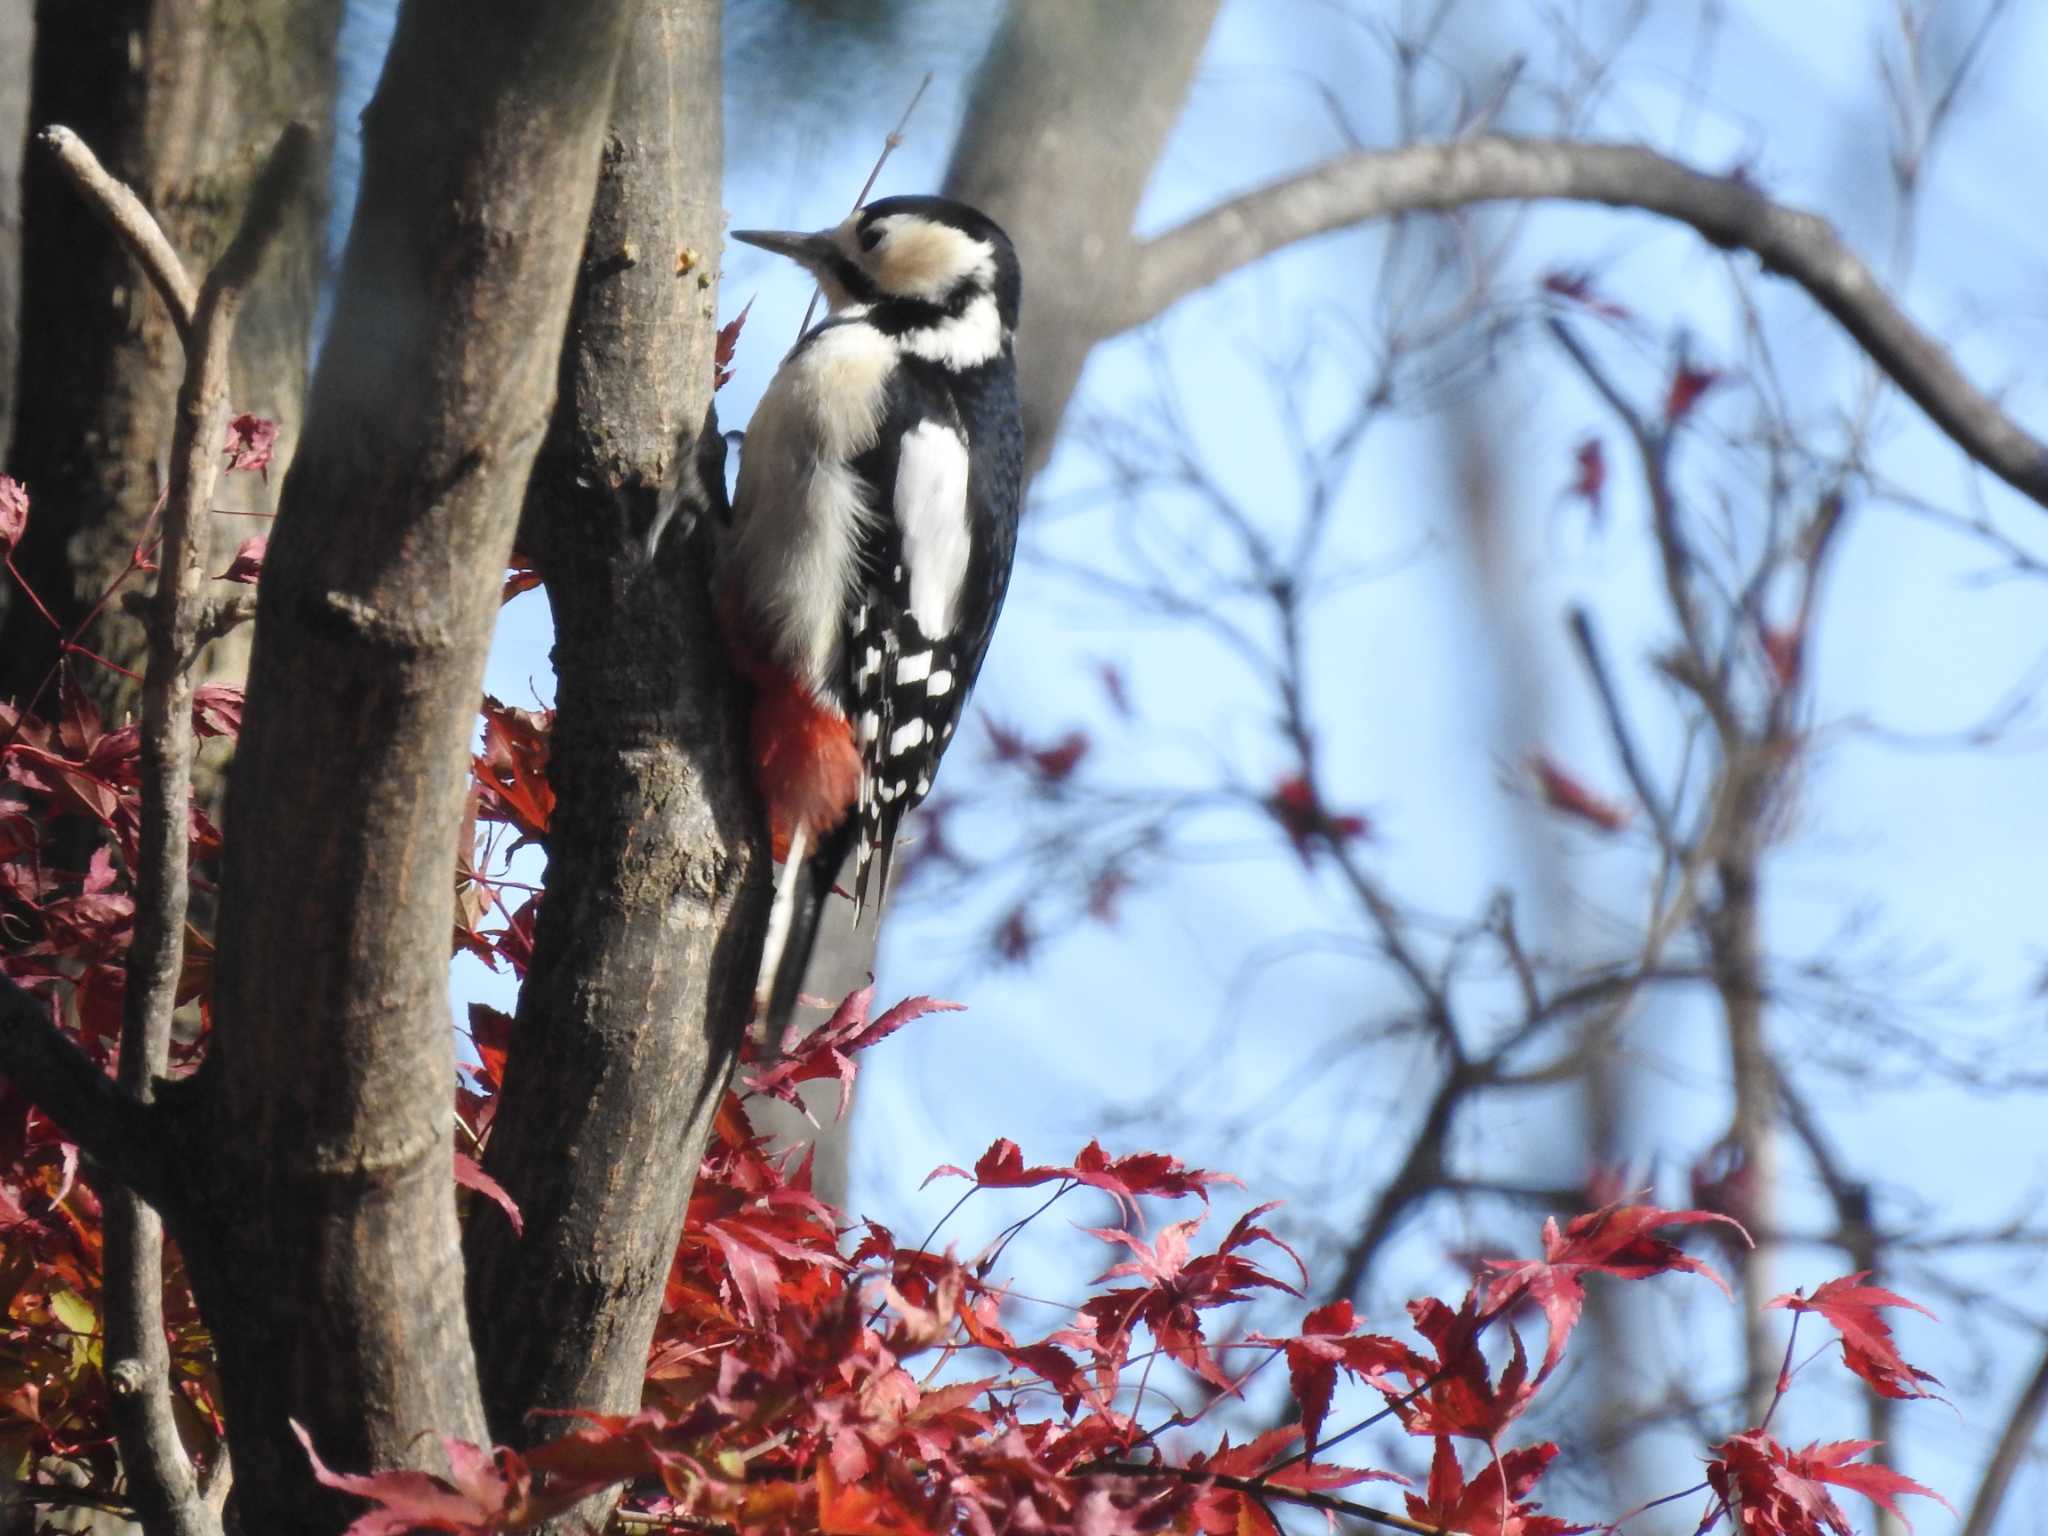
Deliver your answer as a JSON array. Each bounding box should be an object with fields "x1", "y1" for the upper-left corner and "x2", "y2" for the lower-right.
[
  {"x1": 717, "y1": 298, "x2": 753, "y2": 391},
  {"x1": 1568, "y1": 437, "x2": 1605, "y2": 518},
  {"x1": 1406, "y1": 1436, "x2": 1586, "y2": 1536},
  {"x1": 217, "y1": 535, "x2": 267, "y2": 584},
  {"x1": 0, "y1": 499, "x2": 1953, "y2": 1536},
  {"x1": 221, "y1": 412, "x2": 279, "y2": 478},
  {"x1": 1767, "y1": 1273, "x2": 1943, "y2": 1401},
  {"x1": 0, "y1": 475, "x2": 28, "y2": 555},
  {"x1": 1706, "y1": 1432, "x2": 1950, "y2": 1536},
  {"x1": 1266, "y1": 774, "x2": 1371, "y2": 866},
  {"x1": 1665, "y1": 361, "x2": 1722, "y2": 425},
  {"x1": 1529, "y1": 752, "x2": 1631, "y2": 833},
  {"x1": 1482, "y1": 1201, "x2": 1746, "y2": 1380}
]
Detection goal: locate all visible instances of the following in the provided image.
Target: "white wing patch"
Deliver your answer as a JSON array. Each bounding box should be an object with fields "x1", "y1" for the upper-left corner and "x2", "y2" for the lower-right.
[{"x1": 894, "y1": 421, "x2": 973, "y2": 637}]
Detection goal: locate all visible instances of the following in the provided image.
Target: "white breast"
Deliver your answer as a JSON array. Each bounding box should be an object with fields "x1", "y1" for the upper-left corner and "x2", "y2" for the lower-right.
[{"x1": 729, "y1": 319, "x2": 897, "y2": 691}]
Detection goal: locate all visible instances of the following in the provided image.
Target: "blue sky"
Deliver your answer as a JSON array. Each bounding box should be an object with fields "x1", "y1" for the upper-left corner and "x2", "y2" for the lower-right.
[{"x1": 332, "y1": 1, "x2": 2048, "y2": 1527}]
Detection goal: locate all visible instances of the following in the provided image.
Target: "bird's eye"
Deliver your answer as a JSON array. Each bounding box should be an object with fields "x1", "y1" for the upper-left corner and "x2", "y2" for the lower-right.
[{"x1": 858, "y1": 223, "x2": 884, "y2": 253}]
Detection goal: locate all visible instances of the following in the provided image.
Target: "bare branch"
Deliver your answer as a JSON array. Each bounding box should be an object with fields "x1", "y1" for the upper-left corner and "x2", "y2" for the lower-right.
[
  {"x1": 37, "y1": 125, "x2": 199, "y2": 341},
  {"x1": 1568, "y1": 605, "x2": 1676, "y2": 852},
  {"x1": 1119, "y1": 135, "x2": 2048, "y2": 512},
  {"x1": 0, "y1": 973, "x2": 170, "y2": 1207},
  {"x1": 1960, "y1": 1335, "x2": 2048, "y2": 1536}
]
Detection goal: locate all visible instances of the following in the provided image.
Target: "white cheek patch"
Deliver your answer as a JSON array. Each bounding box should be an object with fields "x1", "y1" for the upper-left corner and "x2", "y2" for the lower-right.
[
  {"x1": 901, "y1": 294, "x2": 1002, "y2": 369},
  {"x1": 870, "y1": 218, "x2": 995, "y2": 303},
  {"x1": 893, "y1": 421, "x2": 973, "y2": 637}
]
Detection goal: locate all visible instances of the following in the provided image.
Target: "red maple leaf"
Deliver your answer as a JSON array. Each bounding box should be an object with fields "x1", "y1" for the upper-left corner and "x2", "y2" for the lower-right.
[
  {"x1": 217, "y1": 536, "x2": 266, "y2": 584},
  {"x1": 1529, "y1": 753, "x2": 1630, "y2": 833},
  {"x1": 1386, "y1": 1290, "x2": 1536, "y2": 1441},
  {"x1": 1766, "y1": 1273, "x2": 1943, "y2": 1401},
  {"x1": 1706, "y1": 1432, "x2": 1950, "y2": 1536},
  {"x1": 293, "y1": 1419, "x2": 532, "y2": 1535},
  {"x1": 1665, "y1": 361, "x2": 1722, "y2": 424},
  {"x1": 1482, "y1": 1201, "x2": 1745, "y2": 1380},
  {"x1": 745, "y1": 986, "x2": 964, "y2": 1121},
  {"x1": 472, "y1": 697, "x2": 555, "y2": 845},
  {"x1": 1083, "y1": 1204, "x2": 1302, "y2": 1388},
  {"x1": 454, "y1": 1150, "x2": 522, "y2": 1237},
  {"x1": 222, "y1": 413, "x2": 279, "y2": 478},
  {"x1": 1249, "y1": 1298, "x2": 1421, "y2": 1451},
  {"x1": 1404, "y1": 1436, "x2": 1586, "y2": 1536},
  {"x1": 1568, "y1": 437, "x2": 1605, "y2": 519},
  {"x1": 501, "y1": 553, "x2": 542, "y2": 604},
  {"x1": 924, "y1": 1139, "x2": 1232, "y2": 1217},
  {"x1": 1267, "y1": 774, "x2": 1371, "y2": 865},
  {"x1": 715, "y1": 297, "x2": 752, "y2": 391},
  {"x1": 0, "y1": 475, "x2": 27, "y2": 556},
  {"x1": 191, "y1": 684, "x2": 244, "y2": 740}
]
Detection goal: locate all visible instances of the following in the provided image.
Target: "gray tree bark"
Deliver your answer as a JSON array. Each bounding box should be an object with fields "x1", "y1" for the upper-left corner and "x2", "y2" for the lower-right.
[
  {"x1": 182, "y1": 5, "x2": 633, "y2": 1528},
  {"x1": 461, "y1": 7, "x2": 769, "y2": 1524},
  {"x1": 945, "y1": 0, "x2": 1221, "y2": 473}
]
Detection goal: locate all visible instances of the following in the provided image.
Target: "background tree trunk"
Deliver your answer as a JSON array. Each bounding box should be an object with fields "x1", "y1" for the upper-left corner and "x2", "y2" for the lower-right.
[
  {"x1": 461, "y1": 3, "x2": 769, "y2": 1514},
  {"x1": 0, "y1": 0, "x2": 343, "y2": 735},
  {"x1": 0, "y1": 0, "x2": 27, "y2": 469},
  {"x1": 180, "y1": 5, "x2": 633, "y2": 1528},
  {"x1": 944, "y1": 0, "x2": 1221, "y2": 473}
]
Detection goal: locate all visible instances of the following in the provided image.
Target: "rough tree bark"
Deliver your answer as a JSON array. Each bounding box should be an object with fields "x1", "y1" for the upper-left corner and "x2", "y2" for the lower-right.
[
  {"x1": 0, "y1": 0, "x2": 342, "y2": 722},
  {"x1": 174, "y1": 5, "x2": 633, "y2": 1528},
  {"x1": 462, "y1": 0, "x2": 768, "y2": 1501}
]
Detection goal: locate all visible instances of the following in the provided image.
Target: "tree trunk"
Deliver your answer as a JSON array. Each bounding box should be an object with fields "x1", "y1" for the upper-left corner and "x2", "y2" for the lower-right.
[
  {"x1": 0, "y1": 0, "x2": 28, "y2": 468},
  {"x1": 0, "y1": 0, "x2": 342, "y2": 725},
  {"x1": 944, "y1": 0, "x2": 1220, "y2": 472},
  {"x1": 179, "y1": 5, "x2": 633, "y2": 1529},
  {"x1": 462, "y1": 0, "x2": 769, "y2": 1506}
]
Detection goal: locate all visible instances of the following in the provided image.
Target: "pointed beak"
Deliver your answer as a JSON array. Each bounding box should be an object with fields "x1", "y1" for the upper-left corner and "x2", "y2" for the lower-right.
[{"x1": 730, "y1": 227, "x2": 839, "y2": 271}]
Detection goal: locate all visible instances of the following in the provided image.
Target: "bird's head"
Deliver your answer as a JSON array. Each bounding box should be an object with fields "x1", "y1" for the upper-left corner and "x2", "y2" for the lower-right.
[{"x1": 732, "y1": 196, "x2": 1020, "y2": 332}]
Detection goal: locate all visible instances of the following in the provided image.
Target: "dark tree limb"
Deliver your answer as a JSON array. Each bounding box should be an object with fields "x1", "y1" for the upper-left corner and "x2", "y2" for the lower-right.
[
  {"x1": 0, "y1": 972, "x2": 171, "y2": 1207},
  {"x1": 464, "y1": 9, "x2": 767, "y2": 1521},
  {"x1": 1116, "y1": 135, "x2": 2048, "y2": 512},
  {"x1": 191, "y1": 5, "x2": 636, "y2": 1529}
]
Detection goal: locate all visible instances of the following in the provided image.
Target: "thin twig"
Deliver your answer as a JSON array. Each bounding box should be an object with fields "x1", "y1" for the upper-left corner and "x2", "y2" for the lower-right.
[
  {"x1": 797, "y1": 72, "x2": 933, "y2": 337},
  {"x1": 39, "y1": 126, "x2": 199, "y2": 341},
  {"x1": 1567, "y1": 606, "x2": 1676, "y2": 852}
]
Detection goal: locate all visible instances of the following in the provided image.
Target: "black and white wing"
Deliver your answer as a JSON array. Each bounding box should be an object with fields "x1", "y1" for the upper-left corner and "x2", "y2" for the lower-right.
[{"x1": 843, "y1": 355, "x2": 1020, "y2": 912}]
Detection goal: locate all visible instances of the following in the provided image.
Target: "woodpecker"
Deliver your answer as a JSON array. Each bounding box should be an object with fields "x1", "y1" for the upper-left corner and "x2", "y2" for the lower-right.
[{"x1": 722, "y1": 195, "x2": 1023, "y2": 1026}]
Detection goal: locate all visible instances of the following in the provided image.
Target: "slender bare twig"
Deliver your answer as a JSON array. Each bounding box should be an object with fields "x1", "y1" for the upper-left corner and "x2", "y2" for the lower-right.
[
  {"x1": 37, "y1": 126, "x2": 199, "y2": 341},
  {"x1": 1567, "y1": 605, "x2": 1676, "y2": 851},
  {"x1": 1117, "y1": 135, "x2": 2048, "y2": 514},
  {"x1": 47, "y1": 116, "x2": 311, "y2": 1536}
]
